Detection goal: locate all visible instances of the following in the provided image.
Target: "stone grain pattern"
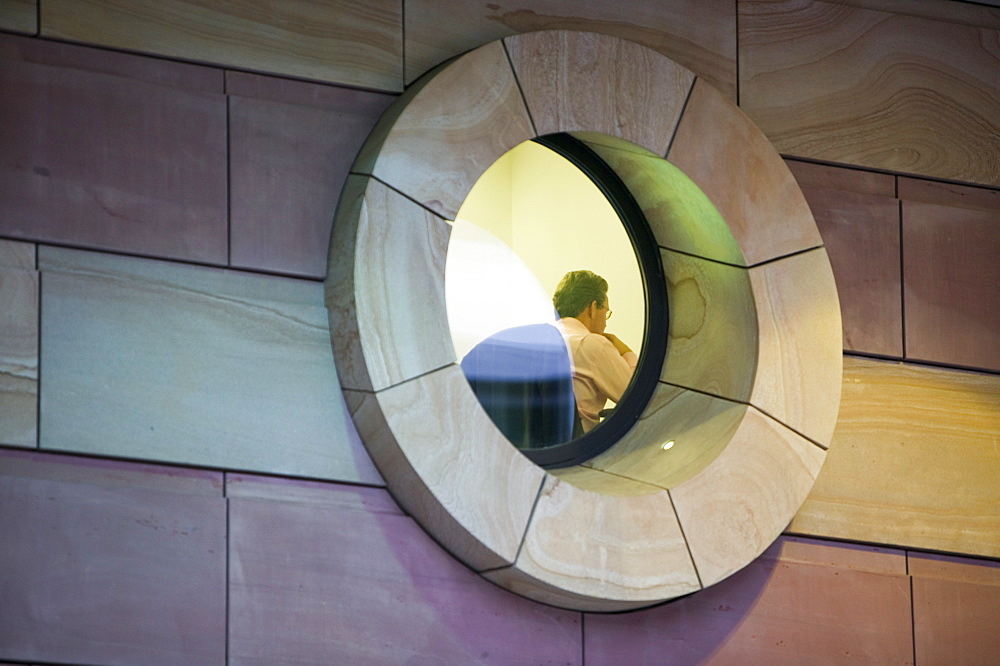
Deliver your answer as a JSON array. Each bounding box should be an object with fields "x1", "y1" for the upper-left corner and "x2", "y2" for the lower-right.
[
  {"x1": 404, "y1": 0, "x2": 737, "y2": 98},
  {"x1": 741, "y1": 0, "x2": 1000, "y2": 187},
  {"x1": 38, "y1": 247, "x2": 380, "y2": 484},
  {"x1": 40, "y1": 0, "x2": 404, "y2": 91},
  {"x1": 791, "y1": 356, "x2": 1000, "y2": 558}
]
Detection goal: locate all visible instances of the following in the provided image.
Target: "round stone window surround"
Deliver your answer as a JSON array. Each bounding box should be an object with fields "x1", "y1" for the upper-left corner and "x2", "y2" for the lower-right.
[{"x1": 325, "y1": 30, "x2": 843, "y2": 611}]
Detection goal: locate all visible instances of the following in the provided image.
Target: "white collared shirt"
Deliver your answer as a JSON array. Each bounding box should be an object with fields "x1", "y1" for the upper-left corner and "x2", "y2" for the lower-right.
[{"x1": 554, "y1": 318, "x2": 638, "y2": 432}]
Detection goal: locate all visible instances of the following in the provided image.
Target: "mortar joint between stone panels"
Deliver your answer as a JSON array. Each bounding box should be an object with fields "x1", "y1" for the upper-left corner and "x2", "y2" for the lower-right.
[
  {"x1": 399, "y1": 0, "x2": 406, "y2": 92},
  {"x1": 745, "y1": 244, "x2": 826, "y2": 270},
  {"x1": 664, "y1": 75, "x2": 699, "y2": 160},
  {"x1": 899, "y1": 198, "x2": 907, "y2": 360},
  {"x1": 510, "y1": 475, "x2": 549, "y2": 567},
  {"x1": 363, "y1": 173, "x2": 455, "y2": 223},
  {"x1": 909, "y1": 575, "x2": 917, "y2": 665},
  {"x1": 363, "y1": 361, "x2": 459, "y2": 396},
  {"x1": 34, "y1": 265, "x2": 42, "y2": 449},
  {"x1": 659, "y1": 379, "x2": 751, "y2": 409},
  {"x1": 501, "y1": 37, "x2": 538, "y2": 137},
  {"x1": 667, "y1": 487, "x2": 705, "y2": 591},
  {"x1": 747, "y1": 403, "x2": 830, "y2": 452},
  {"x1": 658, "y1": 243, "x2": 750, "y2": 270}
]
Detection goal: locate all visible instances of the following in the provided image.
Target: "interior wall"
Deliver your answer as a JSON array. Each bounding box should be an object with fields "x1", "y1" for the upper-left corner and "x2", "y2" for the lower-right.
[{"x1": 1, "y1": 1, "x2": 998, "y2": 664}]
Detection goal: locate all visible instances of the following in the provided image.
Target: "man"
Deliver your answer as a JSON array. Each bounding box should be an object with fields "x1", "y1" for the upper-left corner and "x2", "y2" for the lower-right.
[{"x1": 552, "y1": 270, "x2": 637, "y2": 433}]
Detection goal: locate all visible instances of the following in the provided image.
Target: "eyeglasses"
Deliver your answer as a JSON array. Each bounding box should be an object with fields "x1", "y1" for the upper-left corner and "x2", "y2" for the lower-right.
[{"x1": 603, "y1": 307, "x2": 613, "y2": 320}]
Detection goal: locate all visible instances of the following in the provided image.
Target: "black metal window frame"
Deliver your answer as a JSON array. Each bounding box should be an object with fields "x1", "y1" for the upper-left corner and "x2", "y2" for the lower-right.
[{"x1": 522, "y1": 133, "x2": 670, "y2": 468}]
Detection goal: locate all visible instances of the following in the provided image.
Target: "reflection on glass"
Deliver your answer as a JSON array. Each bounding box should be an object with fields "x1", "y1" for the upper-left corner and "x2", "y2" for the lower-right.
[{"x1": 445, "y1": 139, "x2": 645, "y2": 452}]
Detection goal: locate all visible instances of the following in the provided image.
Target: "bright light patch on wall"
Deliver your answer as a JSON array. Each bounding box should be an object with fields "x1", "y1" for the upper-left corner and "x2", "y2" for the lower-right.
[
  {"x1": 661, "y1": 440, "x2": 675, "y2": 450},
  {"x1": 445, "y1": 219, "x2": 557, "y2": 361}
]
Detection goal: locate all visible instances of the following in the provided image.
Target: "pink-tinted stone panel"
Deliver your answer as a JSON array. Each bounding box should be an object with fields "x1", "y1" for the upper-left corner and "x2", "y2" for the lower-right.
[
  {"x1": 227, "y1": 71, "x2": 395, "y2": 278},
  {"x1": 797, "y1": 179, "x2": 903, "y2": 357},
  {"x1": 902, "y1": 201, "x2": 1000, "y2": 371},
  {"x1": 0, "y1": 449, "x2": 226, "y2": 665},
  {"x1": 228, "y1": 483, "x2": 581, "y2": 664},
  {"x1": 585, "y1": 537, "x2": 912, "y2": 664},
  {"x1": 0, "y1": 34, "x2": 227, "y2": 264},
  {"x1": 898, "y1": 176, "x2": 1000, "y2": 211},
  {"x1": 911, "y1": 552, "x2": 1000, "y2": 665},
  {"x1": 786, "y1": 159, "x2": 896, "y2": 198}
]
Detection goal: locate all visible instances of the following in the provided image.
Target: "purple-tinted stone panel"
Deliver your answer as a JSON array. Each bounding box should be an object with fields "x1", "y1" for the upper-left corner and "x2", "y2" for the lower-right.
[
  {"x1": 0, "y1": 449, "x2": 226, "y2": 665},
  {"x1": 227, "y1": 71, "x2": 395, "y2": 278},
  {"x1": 902, "y1": 201, "x2": 1000, "y2": 371},
  {"x1": 0, "y1": 34, "x2": 227, "y2": 264},
  {"x1": 228, "y1": 483, "x2": 581, "y2": 664},
  {"x1": 786, "y1": 158, "x2": 896, "y2": 198},
  {"x1": 911, "y1": 552, "x2": 1000, "y2": 665},
  {"x1": 800, "y1": 184, "x2": 903, "y2": 357},
  {"x1": 585, "y1": 537, "x2": 912, "y2": 664}
]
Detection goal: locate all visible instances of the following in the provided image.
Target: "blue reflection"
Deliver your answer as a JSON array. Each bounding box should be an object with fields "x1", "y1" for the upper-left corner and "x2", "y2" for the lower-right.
[{"x1": 460, "y1": 323, "x2": 576, "y2": 449}]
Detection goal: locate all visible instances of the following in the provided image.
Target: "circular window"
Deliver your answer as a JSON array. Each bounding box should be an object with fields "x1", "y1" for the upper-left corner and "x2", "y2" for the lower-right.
[
  {"x1": 326, "y1": 30, "x2": 842, "y2": 611},
  {"x1": 447, "y1": 133, "x2": 668, "y2": 468}
]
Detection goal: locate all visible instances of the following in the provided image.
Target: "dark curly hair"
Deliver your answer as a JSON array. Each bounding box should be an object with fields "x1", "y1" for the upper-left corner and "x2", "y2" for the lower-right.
[{"x1": 552, "y1": 270, "x2": 608, "y2": 318}]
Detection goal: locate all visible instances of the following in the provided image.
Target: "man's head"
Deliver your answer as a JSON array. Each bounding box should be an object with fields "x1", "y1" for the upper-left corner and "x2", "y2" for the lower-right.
[{"x1": 553, "y1": 270, "x2": 610, "y2": 333}]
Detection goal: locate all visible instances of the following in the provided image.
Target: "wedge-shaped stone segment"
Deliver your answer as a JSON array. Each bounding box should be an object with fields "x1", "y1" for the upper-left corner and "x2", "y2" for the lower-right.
[
  {"x1": 586, "y1": 384, "x2": 749, "y2": 490},
  {"x1": 505, "y1": 30, "x2": 696, "y2": 157},
  {"x1": 344, "y1": 366, "x2": 546, "y2": 572},
  {"x1": 671, "y1": 406, "x2": 826, "y2": 587},
  {"x1": 749, "y1": 249, "x2": 842, "y2": 448},
  {"x1": 660, "y1": 249, "x2": 758, "y2": 403},
  {"x1": 668, "y1": 78, "x2": 823, "y2": 266},
  {"x1": 327, "y1": 176, "x2": 455, "y2": 393},
  {"x1": 356, "y1": 40, "x2": 534, "y2": 219},
  {"x1": 578, "y1": 137, "x2": 746, "y2": 266},
  {"x1": 485, "y1": 474, "x2": 700, "y2": 612}
]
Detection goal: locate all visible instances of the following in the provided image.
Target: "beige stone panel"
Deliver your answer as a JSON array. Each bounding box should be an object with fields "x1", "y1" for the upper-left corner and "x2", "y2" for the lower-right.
[
  {"x1": 38, "y1": 246, "x2": 381, "y2": 484},
  {"x1": 586, "y1": 384, "x2": 748, "y2": 490},
  {"x1": 740, "y1": 1, "x2": 1000, "y2": 187},
  {"x1": 749, "y1": 249, "x2": 842, "y2": 448},
  {"x1": 0, "y1": 239, "x2": 35, "y2": 270},
  {"x1": 672, "y1": 407, "x2": 826, "y2": 587},
  {"x1": 505, "y1": 30, "x2": 695, "y2": 157},
  {"x1": 326, "y1": 176, "x2": 454, "y2": 393},
  {"x1": 0, "y1": 265, "x2": 38, "y2": 447},
  {"x1": 0, "y1": 0, "x2": 35, "y2": 34},
  {"x1": 486, "y1": 474, "x2": 699, "y2": 611},
  {"x1": 345, "y1": 366, "x2": 545, "y2": 571},
  {"x1": 825, "y1": 0, "x2": 1000, "y2": 28},
  {"x1": 790, "y1": 357, "x2": 1000, "y2": 558},
  {"x1": 661, "y1": 249, "x2": 758, "y2": 402},
  {"x1": 668, "y1": 79, "x2": 824, "y2": 266},
  {"x1": 581, "y1": 139, "x2": 746, "y2": 265},
  {"x1": 40, "y1": 0, "x2": 403, "y2": 91},
  {"x1": 404, "y1": 0, "x2": 738, "y2": 99},
  {"x1": 362, "y1": 41, "x2": 534, "y2": 220}
]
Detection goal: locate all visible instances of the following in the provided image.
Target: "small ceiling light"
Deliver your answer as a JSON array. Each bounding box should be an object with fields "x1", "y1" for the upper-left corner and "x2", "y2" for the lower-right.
[{"x1": 661, "y1": 440, "x2": 675, "y2": 450}]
